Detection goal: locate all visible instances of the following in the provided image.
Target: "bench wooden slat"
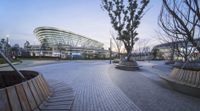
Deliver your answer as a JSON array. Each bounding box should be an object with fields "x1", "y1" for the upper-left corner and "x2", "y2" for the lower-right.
[
  {"x1": 6, "y1": 86, "x2": 22, "y2": 111},
  {"x1": 36, "y1": 76, "x2": 49, "y2": 99},
  {"x1": 0, "y1": 89, "x2": 11, "y2": 111},
  {"x1": 28, "y1": 81, "x2": 42, "y2": 106},
  {"x1": 38, "y1": 75, "x2": 51, "y2": 96},
  {"x1": 32, "y1": 79, "x2": 45, "y2": 103},
  {"x1": 22, "y1": 82, "x2": 38, "y2": 110},
  {"x1": 194, "y1": 72, "x2": 199, "y2": 87},
  {"x1": 34, "y1": 78, "x2": 47, "y2": 100},
  {"x1": 197, "y1": 72, "x2": 200, "y2": 87},
  {"x1": 15, "y1": 84, "x2": 32, "y2": 111}
]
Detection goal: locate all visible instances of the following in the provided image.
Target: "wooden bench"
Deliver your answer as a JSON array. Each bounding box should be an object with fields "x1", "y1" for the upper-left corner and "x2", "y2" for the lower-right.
[
  {"x1": 0, "y1": 71, "x2": 75, "y2": 111},
  {"x1": 160, "y1": 68, "x2": 200, "y2": 97}
]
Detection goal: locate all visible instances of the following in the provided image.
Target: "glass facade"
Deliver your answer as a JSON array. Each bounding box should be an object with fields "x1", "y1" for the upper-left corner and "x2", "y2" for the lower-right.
[{"x1": 34, "y1": 26, "x2": 104, "y2": 49}]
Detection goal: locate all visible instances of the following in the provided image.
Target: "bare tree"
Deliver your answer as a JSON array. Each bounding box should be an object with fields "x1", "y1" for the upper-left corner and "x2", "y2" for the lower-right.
[
  {"x1": 110, "y1": 31, "x2": 123, "y2": 58},
  {"x1": 184, "y1": 0, "x2": 200, "y2": 27},
  {"x1": 159, "y1": 0, "x2": 200, "y2": 53},
  {"x1": 154, "y1": 30, "x2": 176, "y2": 61},
  {"x1": 135, "y1": 38, "x2": 150, "y2": 60},
  {"x1": 24, "y1": 41, "x2": 30, "y2": 49},
  {"x1": 175, "y1": 37, "x2": 195, "y2": 61},
  {"x1": 102, "y1": 0, "x2": 149, "y2": 61},
  {"x1": 11, "y1": 44, "x2": 20, "y2": 59},
  {"x1": 0, "y1": 38, "x2": 12, "y2": 60}
]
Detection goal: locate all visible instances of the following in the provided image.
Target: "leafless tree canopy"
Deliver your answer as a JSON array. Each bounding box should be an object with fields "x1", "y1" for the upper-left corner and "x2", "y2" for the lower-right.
[
  {"x1": 154, "y1": 30, "x2": 176, "y2": 60},
  {"x1": 102, "y1": 0, "x2": 149, "y2": 60},
  {"x1": 135, "y1": 38, "x2": 150, "y2": 53},
  {"x1": 110, "y1": 31, "x2": 123, "y2": 56},
  {"x1": 159, "y1": 0, "x2": 200, "y2": 54}
]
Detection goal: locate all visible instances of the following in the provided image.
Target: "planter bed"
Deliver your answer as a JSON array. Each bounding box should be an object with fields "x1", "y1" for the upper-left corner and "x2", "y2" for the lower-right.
[
  {"x1": 115, "y1": 60, "x2": 141, "y2": 71},
  {"x1": 160, "y1": 68, "x2": 200, "y2": 97},
  {"x1": 115, "y1": 64, "x2": 141, "y2": 71},
  {"x1": 0, "y1": 71, "x2": 74, "y2": 111}
]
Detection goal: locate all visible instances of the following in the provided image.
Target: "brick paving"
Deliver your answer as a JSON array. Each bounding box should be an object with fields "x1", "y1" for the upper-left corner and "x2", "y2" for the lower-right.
[
  {"x1": 8, "y1": 60, "x2": 200, "y2": 111},
  {"x1": 31, "y1": 61, "x2": 141, "y2": 111},
  {"x1": 109, "y1": 61, "x2": 200, "y2": 111}
]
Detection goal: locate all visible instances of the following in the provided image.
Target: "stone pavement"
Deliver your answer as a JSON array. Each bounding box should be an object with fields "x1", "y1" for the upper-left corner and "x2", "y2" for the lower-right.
[
  {"x1": 0, "y1": 61, "x2": 21, "y2": 68},
  {"x1": 0, "y1": 60, "x2": 66, "y2": 71},
  {"x1": 109, "y1": 61, "x2": 200, "y2": 111},
  {"x1": 30, "y1": 61, "x2": 141, "y2": 111},
  {"x1": 2, "y1": 60, "x2": 200, "y2": 111},
  {"x1": 41, "y1": 80, "x2": 75, "y2": 111}
]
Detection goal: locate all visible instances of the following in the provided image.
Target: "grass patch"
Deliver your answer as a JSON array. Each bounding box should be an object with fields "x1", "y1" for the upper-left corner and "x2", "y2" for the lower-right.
[{"x1": 0, "y1": 58, "x2": 21, "y2": 64}]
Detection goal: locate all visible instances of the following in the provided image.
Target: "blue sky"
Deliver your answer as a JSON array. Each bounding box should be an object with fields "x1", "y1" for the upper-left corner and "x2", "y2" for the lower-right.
[{"x1": 0, "y1": 0, "x2": 162, "y2": 48}]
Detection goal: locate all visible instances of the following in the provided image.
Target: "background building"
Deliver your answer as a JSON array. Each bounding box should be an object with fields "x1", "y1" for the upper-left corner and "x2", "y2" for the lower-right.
[
  {"x1": 27, "y1": 26, "x2": 109, "y2": 59},
  {"x1": 152, "y1": 39, "x2": 200, "y2": 60}
]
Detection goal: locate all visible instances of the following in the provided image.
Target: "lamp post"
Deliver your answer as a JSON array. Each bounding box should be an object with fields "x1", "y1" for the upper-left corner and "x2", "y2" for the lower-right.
[{"x1": 109, "y1": 38, "x2": 112, "y2": 64}]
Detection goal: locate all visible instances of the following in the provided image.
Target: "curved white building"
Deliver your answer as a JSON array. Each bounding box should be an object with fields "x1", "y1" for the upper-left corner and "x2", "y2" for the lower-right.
[
  {"x1": 29, "y1": 26, "x2": 108, "y2": 59},
  {"x1": 34, "y1": 26, "x2": 103, "y2": 49}
]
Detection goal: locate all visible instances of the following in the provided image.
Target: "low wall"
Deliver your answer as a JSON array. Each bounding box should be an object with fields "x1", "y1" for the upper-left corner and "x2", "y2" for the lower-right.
[
  {"x1": 0, "y1": 71, "x2": 51, "y2": 111},
  {"x1": 170, "y1": 68, "x2": 200, "y2": 87},
  {"x1": 160, "y1": 68, "x2": 200, "y2": 97}
]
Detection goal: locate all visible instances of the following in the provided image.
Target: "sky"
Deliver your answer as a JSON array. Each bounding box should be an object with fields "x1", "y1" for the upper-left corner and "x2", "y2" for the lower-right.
[{"x1": 0, "y1": 0, "x2": 162, "y2": 48}]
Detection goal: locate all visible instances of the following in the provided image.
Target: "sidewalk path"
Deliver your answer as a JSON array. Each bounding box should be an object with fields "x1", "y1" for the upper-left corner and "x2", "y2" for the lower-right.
[
  {"x1": 3, "y1": 60, "x2": 200, "y2": 111},
  {"x1": 30, "y1": 61, "x2": 141, "y2": 111},
  {"x1": 109, "y1": 61, "x2": 200, "y2": 111},
  {"x1": 0, "y1": 60, "x2": 66, "y2": 71},
  {"x1": 0, "y1": 61, "x2": 21, "y2": 68}
]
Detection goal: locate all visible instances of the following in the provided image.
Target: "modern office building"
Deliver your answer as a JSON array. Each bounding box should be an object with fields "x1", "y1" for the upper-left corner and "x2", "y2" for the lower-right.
[
  {"x1": 152, "y1": 39, "x2": 200, "y2": 60},
  {"x1": 28, "y1": 26, "x2": 109, "y2": 59}
]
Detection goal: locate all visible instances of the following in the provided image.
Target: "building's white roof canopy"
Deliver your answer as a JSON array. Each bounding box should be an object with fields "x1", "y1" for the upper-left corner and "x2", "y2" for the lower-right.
[{"x1": 34, "y1": 26, "x2": 104, "y2": 49}]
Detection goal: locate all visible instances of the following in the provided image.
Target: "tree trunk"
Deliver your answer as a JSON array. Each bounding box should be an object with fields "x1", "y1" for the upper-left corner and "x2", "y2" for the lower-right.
[
  {"x1": 184, "y1": 55, "x2": 188, "y2": 62},
  {"x1": 60, "y1": 50, "x2": 61, "y2": 59},
  {"x1": 125, "y1": 46, "x2": 132, "y2": 61},
  {"x1": 170, "y1": 44, "x2": 175, "y2": 61},
  {"x1": 191, "y1": 40, "x2": 200, "y2": 52}
]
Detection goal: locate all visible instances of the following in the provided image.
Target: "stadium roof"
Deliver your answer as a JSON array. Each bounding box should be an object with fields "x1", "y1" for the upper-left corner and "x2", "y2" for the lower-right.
[{"x1": 34, "y1": 26, "x2": 104, "y2": 49}]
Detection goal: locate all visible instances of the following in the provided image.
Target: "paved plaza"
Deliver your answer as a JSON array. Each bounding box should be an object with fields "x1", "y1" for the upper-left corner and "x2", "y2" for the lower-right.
[{"x1": 3, "y1": 60, "x2": 200, "y2": 111}]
